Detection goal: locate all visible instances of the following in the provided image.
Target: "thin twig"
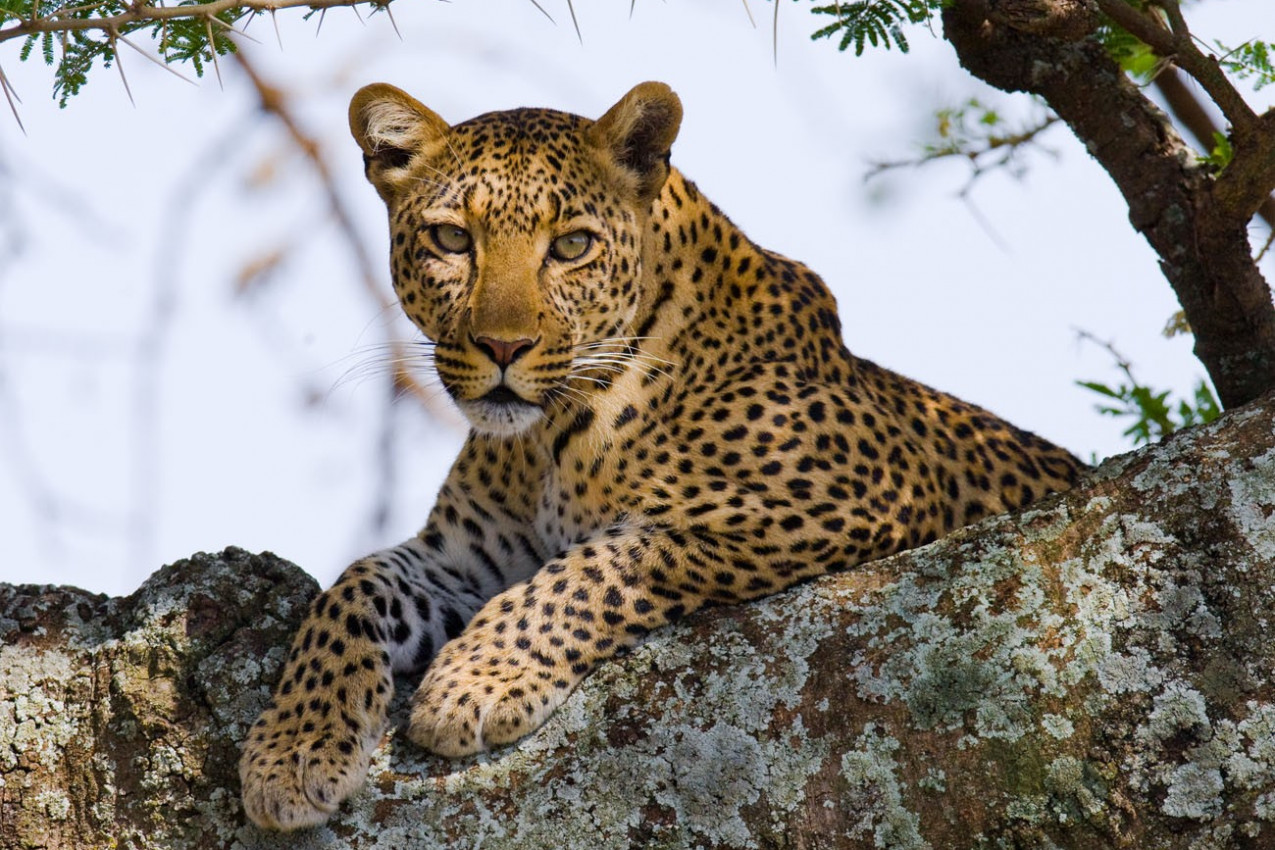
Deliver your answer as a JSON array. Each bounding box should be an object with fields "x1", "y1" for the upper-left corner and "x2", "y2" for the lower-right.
[
  {"x1": 1075, "y1": 329, "x2": 1137, "y2": 386},
  {"x1": 1258, "y1": 226, "x2": 1275, "y2": 264},
  {"x1": 866, "y1": 114, "x2": 1060, "y2": 185},
  {"x1": 232, "y1": 48, "x2": 446, "y2": 417}
]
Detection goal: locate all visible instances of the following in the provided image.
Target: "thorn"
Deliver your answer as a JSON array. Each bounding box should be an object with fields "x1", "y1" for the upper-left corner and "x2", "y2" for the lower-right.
[
  {"x1": 566, "y1": 0, "x2": 582, "y2": 44},
  {"x1": 0, "y1": 61, "x2": 26, "y2": 135},
  {"x1": 383, "y1": 3, "x2": 402, "y2": 40},
  {"x1": 109, "y1": 30, "x2": 136, "y2": 106},
  {"x1": 213, "y1": 14, "x2": 261, "y2": 44},
  {"x1": 204, "y1": 16, "x2": 223, "y2": 90},
  {"x1": 315, "y1": 7, "x2": 328, "y2": 36},
  {"x1": 118, "y1": 32, "x2": 197, "y2": 85},
  {"x1": 524, "y1": 0, "x2": 554, "y2": 23},
  {"x1": 740, "y1": 0, "x2": 755, "y2": 28},
  {"x1": 772, "y1": 0, "x2": 779, "y2": 66},
  {"x1": 271, "y1": 8, "x2": 283, "y2": 49}
]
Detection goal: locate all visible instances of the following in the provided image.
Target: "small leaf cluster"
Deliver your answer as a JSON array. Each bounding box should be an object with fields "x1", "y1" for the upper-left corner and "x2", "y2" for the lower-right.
[
  {"x1": 3, "y1": 0, "x2": 240, "y2": 105},
  {"x1": 809, "y1": 0, "x2": 943, "y2": 55},
  {"x1": 1216, "y1": 39, "x2": 1275, "y2": 91},
  {"x1": 925, "y1": 98, "x2": 1004, "y2": 158},
  {"x1": 1078, "y1": 378, "x2": 1219, "y2": 446},
  {"x1": 1098, "y1": 13, "x2": 1161, "y2": 81},
  {"x1": 1201, "y1": 130, "x2": 1233, "y2": 170},
  {"x1": 1078, "y1": 331, "x2": 1220, "y2": 448}
]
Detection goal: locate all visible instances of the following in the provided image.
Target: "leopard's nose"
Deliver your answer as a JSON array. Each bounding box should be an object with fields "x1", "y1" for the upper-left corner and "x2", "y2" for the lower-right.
[{"x1": 472, "y1": 335, "x2": 536, "y2": 368}]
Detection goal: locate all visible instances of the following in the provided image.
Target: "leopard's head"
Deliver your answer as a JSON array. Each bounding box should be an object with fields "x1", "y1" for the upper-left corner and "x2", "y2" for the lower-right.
[{"x1": 349, "y1": 82, "x2": 682, "y2": 437}]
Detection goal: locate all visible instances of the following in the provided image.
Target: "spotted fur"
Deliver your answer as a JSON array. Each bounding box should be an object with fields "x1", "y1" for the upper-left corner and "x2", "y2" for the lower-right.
[{"x1": 239, "y1": 81, "x2": 1085, "y2": 830}]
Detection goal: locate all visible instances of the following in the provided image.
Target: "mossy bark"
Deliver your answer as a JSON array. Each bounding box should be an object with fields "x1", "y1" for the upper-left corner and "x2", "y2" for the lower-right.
[{"x1": 3, "y1": 394, "x2": 1274, "y2": 849}]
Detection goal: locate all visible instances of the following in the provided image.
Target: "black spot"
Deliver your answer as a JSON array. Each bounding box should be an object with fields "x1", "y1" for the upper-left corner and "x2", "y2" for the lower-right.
[{"x1": 442, "y1": 607, "x2": 466, "y2": 640}]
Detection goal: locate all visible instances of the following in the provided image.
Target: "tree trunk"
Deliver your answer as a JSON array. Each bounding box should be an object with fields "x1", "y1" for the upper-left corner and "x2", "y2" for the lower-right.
[
  {"x1": 942, "y1": 0, "x2": 1275, "y2": 410},
  {"x1": 3, "y1": 393, "x2": 1275, "y2": 849}
]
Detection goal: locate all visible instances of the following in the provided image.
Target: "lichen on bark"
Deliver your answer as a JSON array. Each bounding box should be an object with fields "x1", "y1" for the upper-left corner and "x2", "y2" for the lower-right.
[{"x1": 2, "y1": 394, "x2": 1274, "y2": 849}]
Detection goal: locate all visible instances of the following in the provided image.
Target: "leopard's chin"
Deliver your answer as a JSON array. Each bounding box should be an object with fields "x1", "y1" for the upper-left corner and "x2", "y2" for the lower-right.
[{"x1": 456, "y1": 390, "x2": 545, "y2": 437}]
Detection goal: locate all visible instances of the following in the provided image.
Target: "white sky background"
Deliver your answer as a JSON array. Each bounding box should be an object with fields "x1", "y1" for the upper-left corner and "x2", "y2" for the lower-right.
[{"x1": 0, "y1": 0, "x2": 1270, "y2": 595}]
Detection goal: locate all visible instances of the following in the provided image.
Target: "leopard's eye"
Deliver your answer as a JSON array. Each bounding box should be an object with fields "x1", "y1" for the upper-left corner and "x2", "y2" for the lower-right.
[
  {"x1": 549, "y1": 230, "x2": 593, "y2": 262},
  {"x1": 430, "y1": 224, "x2": 472, "y2": 255}
]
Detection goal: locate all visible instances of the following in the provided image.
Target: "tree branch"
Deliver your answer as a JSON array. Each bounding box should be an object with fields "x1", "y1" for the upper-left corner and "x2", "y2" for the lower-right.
[
  {"x1": 1213, "y1": 108, "x2": 1275, "y2": 224},
  {"x1": 1152, "y1": 67, "x2": 1275, "y2": 231},
  {"x1": 233, "y1": 48, "x2": 448, "y2": 418},
  {"x1": 1091, "y1": 0, "x2": 1256, "y2": 135},
  {"x1": 0, "y1": 0, "x2": 387, "y2": 44},
  {"x1": 942, "y1": 0, "x2": 1275, "y2": 410},
  {"x1": 6, "y1": 399, "x2": 1275, "y2": 848}
]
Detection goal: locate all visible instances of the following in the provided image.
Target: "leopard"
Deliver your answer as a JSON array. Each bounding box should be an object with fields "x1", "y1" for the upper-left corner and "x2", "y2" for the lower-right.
[{"x1": 239, "y1": 81, "x2": 1085, "y2": 830}]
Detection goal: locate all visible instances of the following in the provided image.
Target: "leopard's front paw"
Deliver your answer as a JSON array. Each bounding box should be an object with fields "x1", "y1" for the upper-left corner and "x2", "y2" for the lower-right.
[
  {"x1": 406, "y1": 630, "x2": 579, "y2": 757},
  {"x1": 239, "y1": 654, "x2": 393, "y2": 830}
]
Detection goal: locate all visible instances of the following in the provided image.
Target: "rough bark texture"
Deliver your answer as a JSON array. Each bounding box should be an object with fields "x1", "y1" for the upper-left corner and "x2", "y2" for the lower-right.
[
  {"x1": 3, "y1": 394, "x2": 1275, "y2": 849},
  {"x1": 942, "y1": 0, "x2": 1275, "y2": 410}
]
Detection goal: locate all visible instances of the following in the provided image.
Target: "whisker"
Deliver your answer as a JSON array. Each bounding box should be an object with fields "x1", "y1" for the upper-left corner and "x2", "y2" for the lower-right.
[
  {"x1": 570, "y1": 338, "x2": 677, "y2": 373},
  {"x1": 326, "y1": 337, "x2": 441, "y2": 398},
  {"x1": 575, "y1": 355, "x2": 674, "y2": 381},
  {"x1": 569, "y1": 375, "x2": 614, "y2": 388}
]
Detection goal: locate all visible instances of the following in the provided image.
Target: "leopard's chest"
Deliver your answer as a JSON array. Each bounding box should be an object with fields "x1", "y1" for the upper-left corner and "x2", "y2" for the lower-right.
[
  {"x1": 532, "y1": 441, "x2": 624, "y2": 555},
  {"x1": 532, "y1": 373, "x2": 660, "y2": 554}
]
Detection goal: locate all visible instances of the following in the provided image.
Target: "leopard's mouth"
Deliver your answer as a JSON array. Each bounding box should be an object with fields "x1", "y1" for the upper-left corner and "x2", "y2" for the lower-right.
[
  {"x1": 480, "y1": 386, "x2": 537, "y2": 407},
  {"x1": 456, "y1": 385, "x2": 545, "y2": 436}
]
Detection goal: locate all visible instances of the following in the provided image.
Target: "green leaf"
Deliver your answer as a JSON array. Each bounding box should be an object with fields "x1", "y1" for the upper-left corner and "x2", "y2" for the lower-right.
[
  {"x1": 1078, "y1": 366, "x2": 1220, "y2": 448},
  {"x1": 1076, "y1": 380, "x2": 1121, "y2": 399},
  {"x1": 810, "y1": 0, "x2": 943, "y2": 55},
  {"x1": 1216, "y1": 39, "x2": 1275, "y2": 92},
  {"x1": 1203, "y1": 131, "x2": 1233, "y2": 170},
  {"x1": 1098, "y1": 21, "x2": 1160, "y2": 82}
]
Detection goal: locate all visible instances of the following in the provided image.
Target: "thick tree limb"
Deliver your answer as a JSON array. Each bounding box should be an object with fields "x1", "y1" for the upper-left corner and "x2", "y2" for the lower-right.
[
  {"x1": 3, "y1": 394, "x2": 1275, "y2": 848},
  {"x1": 943, "y1": 0, "x2": 1275, "y2": 410}
]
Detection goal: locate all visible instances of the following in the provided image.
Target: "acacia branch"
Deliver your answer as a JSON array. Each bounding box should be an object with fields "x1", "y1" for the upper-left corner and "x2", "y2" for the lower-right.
[{"x1": 0, "y1": 0, "x2": 388, "y2": 45}]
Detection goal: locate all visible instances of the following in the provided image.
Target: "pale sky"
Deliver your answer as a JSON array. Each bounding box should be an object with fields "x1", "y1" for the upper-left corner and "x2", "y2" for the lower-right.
[{"x1": 0, "y1": 0, "x2": 1269, "y2": 595}]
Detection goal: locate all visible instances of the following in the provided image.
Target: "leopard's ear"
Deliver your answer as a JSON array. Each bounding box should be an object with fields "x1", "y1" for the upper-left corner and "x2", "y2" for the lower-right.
[
  {"x1": 589, "y1": 81, "x2": 683, "y2": 203},
  {"x1": 349, "y1": 83, "x2": 450, "y2": 198}
]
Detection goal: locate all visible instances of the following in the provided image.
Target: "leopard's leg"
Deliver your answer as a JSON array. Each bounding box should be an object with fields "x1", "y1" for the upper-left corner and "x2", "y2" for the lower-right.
[
  {"x1": 406, "y1": 521, "x2": 801, "y2": 757},
  {"x1": 239, "y1": 436, "x2": 544, "y2": 829},
  {"x1": 238, "y1": 538, "x2": 490, "y2": 829}
]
